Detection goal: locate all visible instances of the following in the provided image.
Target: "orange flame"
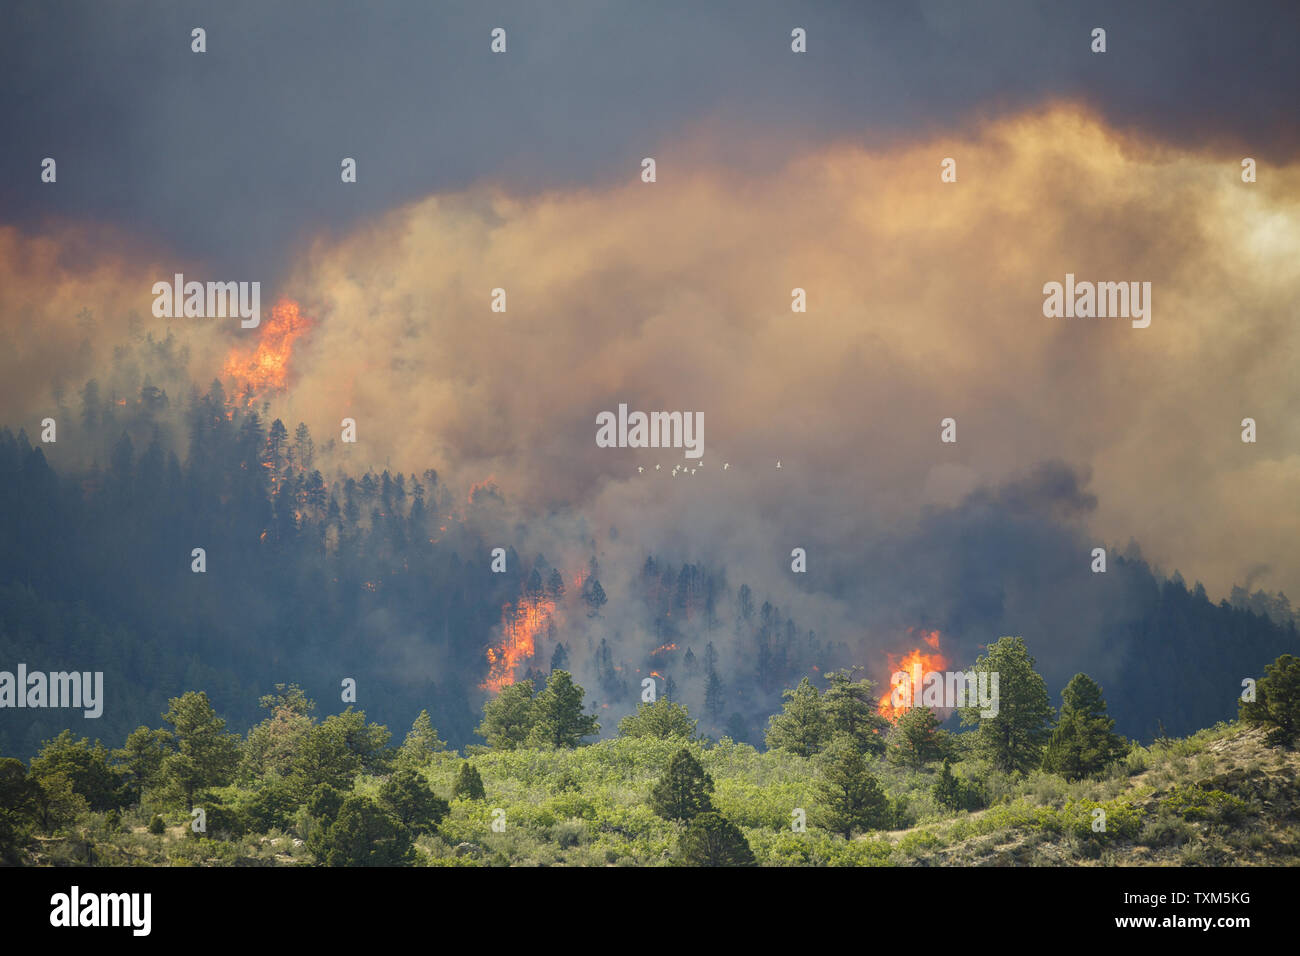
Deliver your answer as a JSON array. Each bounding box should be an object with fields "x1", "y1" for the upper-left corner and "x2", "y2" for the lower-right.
[
  {"x1": 482, "y1": 593, "x2": 557, "y2": 691},
  {"x1": 221, "y1": 299, "x2": 311, "y2": 401},
  {"x1": 651, "y1": 642, "x2": 678, "y2": 655},
  {"x1": 877, "y1": 630, "x2": 949, "y2": 723},
  {"x1": 468, "y1": 475, "x2": 499, "y2": 505}
]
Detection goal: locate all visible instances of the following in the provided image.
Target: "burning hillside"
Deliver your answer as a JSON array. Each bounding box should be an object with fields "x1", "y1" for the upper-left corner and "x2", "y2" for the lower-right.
[{"x1": 222, "y1": 298, "x2": 312, "y2": 402}]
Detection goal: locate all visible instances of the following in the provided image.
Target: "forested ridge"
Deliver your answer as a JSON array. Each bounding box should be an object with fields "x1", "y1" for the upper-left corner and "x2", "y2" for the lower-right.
[{"x1": 0, "y1": 343, "x2": 1297, "y2": 760}]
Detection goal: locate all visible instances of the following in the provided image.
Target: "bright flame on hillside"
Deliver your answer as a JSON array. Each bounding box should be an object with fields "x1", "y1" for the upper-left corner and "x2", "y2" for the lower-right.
[
  {"x1": 482, "y1": 594, "x2": 556, "y2": 691},
  {"x1": 877, "y1": 630, "x2": 949, "y2": 723},
  {"x1": 222, "y1": 299, "x2": 311, "y2": 402}
]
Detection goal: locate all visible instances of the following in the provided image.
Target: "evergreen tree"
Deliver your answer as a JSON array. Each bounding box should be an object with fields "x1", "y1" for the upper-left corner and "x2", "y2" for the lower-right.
[
  {"x1": 160, "y1": 692, "x2": 239, "y2": 808},
  {"x1": 618, "y1": 698, "x2": 698, "y2": 740},
  {"x1": 398, "y1": 709, "x2": 447, "y2": 766},
  {"x1": 586, "y1": 578, "x2": 608, "y2": 617},
  {"x1": 650, "y1": 748, "x2": 715, "y2": 822},
  {"x1": 823, "y1": 668, "x2": 890, "y2": 755},
  {"x1": 28, "y1": 731, "x2": 122, "y2": 811},
  {"x1": 527, "y1": 671, "x2": 599, "y2": 748},
  {"x1": 1041, "y1": 674, "x2": 1128, "y2": 780},
  {"x1": 765, "y1": 677, "x2": 829, "y2": 756},
  {"x1": 886, "y1": 705, "x2": 949, "y2": 768},
  {"x1": 677, "y1": 812, "x2": 755, "y2": 866},
  {"x1": 308, "y1": 794, "x2": 413, "y2": 866},
  {"x1": 546, "y1": 568, "x2": 566, "y2": 600},
  {"x1": 1240, "y1": 653, "x2": 1300, "y2": 745},
  {"x1": 958, "y1": 637, "x2": 1054, "y2": 774},
  {"x1": 378, "y1": 768, "x2": 449, "y2": 835},
  {"x1": 453, "y1": 762, "x2": 486, "y2": 801},
  {"x1": 476, "y1": 680, "x2": 536, "y2": 750},
  {"x1": 932, "y1": 758, "x2": 984, "y2": 812},
  {"x1": 816, "y1": 742, "x2": 890, "y2": 838},
  {"x1": 704, "y1": 668, "x2": 725, "y2": 721}
]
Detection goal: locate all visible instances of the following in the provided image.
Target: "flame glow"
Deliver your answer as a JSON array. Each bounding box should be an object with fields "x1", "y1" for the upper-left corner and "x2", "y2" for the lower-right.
[
  {"x1": 221, "y1": 299, "x2": 311, "y2": 401},
  {"x1": 877, "y1": 630, "x2": 949, "y2": 723},
  {"x1": 482, "y1": 593, "x2": 556, "y2": 691}
]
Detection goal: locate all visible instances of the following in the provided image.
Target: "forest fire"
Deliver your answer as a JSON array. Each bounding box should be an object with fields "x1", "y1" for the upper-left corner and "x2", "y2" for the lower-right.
[
  {"x1": 467, "y1": 475, "x2": 499, "y2": 505},
  {"x1": 482, "y1": 593, "x2": 557, "y2": 691},
  {"x1": 221, "y1": 298, "x2": 311, "y2": 402},
  {"x1": 651, "y1": 642, "x2": 678, "y2": 656},
  {"x1": 877, "y1": 630, "x2": 949, "y2": 723}
]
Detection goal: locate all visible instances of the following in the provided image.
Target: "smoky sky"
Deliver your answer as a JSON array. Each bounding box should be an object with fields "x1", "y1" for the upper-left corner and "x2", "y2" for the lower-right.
[{"x1": 2, "y1": 0, "x2": 1297, "y2": 282}]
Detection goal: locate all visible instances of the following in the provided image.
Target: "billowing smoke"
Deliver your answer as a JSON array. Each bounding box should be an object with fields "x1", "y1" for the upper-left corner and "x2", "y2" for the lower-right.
[{"x1": 2, "y1": 104, "x2": 1298, "y2": 740}]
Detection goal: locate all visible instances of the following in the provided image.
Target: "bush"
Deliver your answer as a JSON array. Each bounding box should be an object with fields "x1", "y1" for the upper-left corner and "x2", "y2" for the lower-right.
[
  {"x1": 148, "y1": 814, "x2": 166, "y2": 835},
  {"x1": 1161, "y1": 787, "x2": 1250, "y2": 824}
]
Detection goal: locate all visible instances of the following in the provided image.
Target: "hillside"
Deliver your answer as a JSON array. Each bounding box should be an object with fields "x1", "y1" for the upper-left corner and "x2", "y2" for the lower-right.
[{"x1": 10, "y1": 714, "x2": 1297, "y2": 867}]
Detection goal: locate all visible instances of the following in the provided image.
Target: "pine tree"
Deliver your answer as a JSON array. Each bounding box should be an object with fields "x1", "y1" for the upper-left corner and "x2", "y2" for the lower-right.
[
  {"x1": 453, "y1": 763, "x2": 486, "y2": 801},
  {"x1": 527, "y1": 671, "x2": 599, "y2": 748},
  {"x1": 378, "y1": 768, "x2": 449, "y2": 835},
  {"x1": 764, "y1": 677, "x2": 829, "y2": 756},
  {"x1": 823, "y1": 668, "x2": 890, "y2": 756},
  {"x1": 475, "y1": 680, "x2": 536, "y2": 750},
  {"x1": 887, "y1": 705, "x2": 949, "y2": 768},
  {"x1": 816, "y1": 742, "x2": 890, "y2": 838},
  {"x1": 1042, "y1": 674, "x2": 1128, "y2": 779},
  {"x1": 1240, "y1": 653, "x2": 1300, "y2": 745},
  {"x1": 586, "y1": 578, "x2": 608, "y2": 617},
  {"x1": 546, "y1": 568, "x2": 566, "y2": 600},
  {"x1": 958, "y1": 636, "x2": 1053, "y2": 774},
  {"x1": 704, "y1": 668, "x2": 725, "y2": 721},
  {"x1": 677, "y1": 812, "x2": 755, "y2": 866},
  {"x1": 650, "y1": 748, "x2": 715, "y2": 822},
  {"x1": 398, "y1": 709, "x2": 447, "y2": 766},
  {"x1": 618, "y1": 698, "x2": 698, "y2": 740}
]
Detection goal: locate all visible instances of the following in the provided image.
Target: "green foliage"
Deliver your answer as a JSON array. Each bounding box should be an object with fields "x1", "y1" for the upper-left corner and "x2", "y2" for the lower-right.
[
  {"x1": 676, "y1": 811, "x2": 755, "y2": 866},
  {"x1": 527, "y1": 671, "x2": 600, "y2": 748},
  {"x1": 1042, "y1": 674, "x2": 1128, "y2": 780},
  {"x1": 1161, "y1": 786, "x2": 1251, "y2": 824},
  {"x1": 453, "y1": 762, "x2": 486, "y2": 801},
  {"x1": 286, "y1": 708, "x2": 392, "y2": 800},
  {"x1": 308, "y1": 784, "x2": 344, "y2": 821},
  {"x1": 148, "y1": 814, "x2": 166, "y2": 835},
  {"x1": 958, "y1": 637, "x2": 1054, "y2": 774},
  {"x1": 886, "y1": 706, "x2": 950, "y2": 768},
  {"x1": 932, "y1": 759, "x2": 985, "y2": 811},
  {"x1": 765, "y1": 677, "x2": 829, "y2": 757},
  {"x1": 1061, "y1": 798, "x2": 1142, "y2": 842},
  {"x1": 240, "y1": 701, "x2": 313, "y2": 782},
  {"x1": 0, "y1": 757, "x2": 38, "y2": 861},
  {"x1": 822, "y1": 668, "x2": 890, "y2": 757},
  {"x1": 113, "y1": 726, "x2": 173, "y2": 802},
  {"x1": 29, "y1": 730, "x2": 121, "y2": 811},
  {"x1": 476, "y1": 680, "x2": 536, "y2": 750},
  {"x1": 618, "y1": 697, "x2": 698, "y2": 740},
  {"x1": 161, "y1": 691, "x2": 239, "y2": 807},
  {"x1": 815, "y1": 742, "x2": 890, "y2": 838},
  {"x1": 398, "y1": 709, "x2": 447, "y2": 766},
  {"x1": 649, "y1": 748, "x2": 714, "y2": 822},
  {"x1": 307, "y1": 794, "x2": 414, "y2": 866},
  {"x1": 378, "y1": 768, "x2": 449, "y2": 835},
  {"x1": 1240, "y1": 653, "x2": 1300, "y2": 745}
]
